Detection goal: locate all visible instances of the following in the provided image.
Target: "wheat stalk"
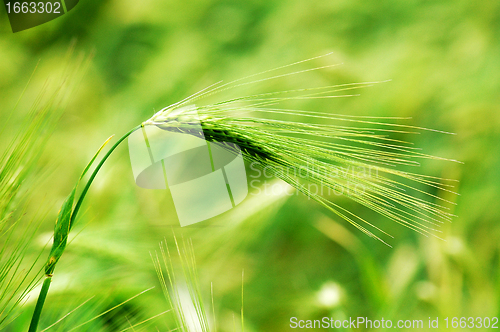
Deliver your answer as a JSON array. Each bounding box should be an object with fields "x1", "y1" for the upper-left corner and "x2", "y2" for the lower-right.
[{"x1": 29, "y1": 55, "x2": 458, "y2": 330}]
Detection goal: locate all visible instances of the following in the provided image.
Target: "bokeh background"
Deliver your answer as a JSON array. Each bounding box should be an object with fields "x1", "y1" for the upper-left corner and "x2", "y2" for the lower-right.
[{"x1": 1, "y1": 0, "x2": 499, "y2": 331}]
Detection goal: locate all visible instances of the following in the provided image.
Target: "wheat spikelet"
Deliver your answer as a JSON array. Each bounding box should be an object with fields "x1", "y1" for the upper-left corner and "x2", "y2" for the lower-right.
[{"x1": 144, "y1": 55, "x2": 459, "y2": 245}]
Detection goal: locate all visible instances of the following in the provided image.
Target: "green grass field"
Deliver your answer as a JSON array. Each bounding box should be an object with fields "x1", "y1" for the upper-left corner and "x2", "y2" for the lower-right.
[{"x1": 1, "y1": 1, "x2": 499, "y2": 331}]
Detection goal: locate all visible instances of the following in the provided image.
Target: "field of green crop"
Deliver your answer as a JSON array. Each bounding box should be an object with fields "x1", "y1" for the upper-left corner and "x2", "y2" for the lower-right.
[{"x1": 1, "y1": 1, "x2": 499, "y2": 331}]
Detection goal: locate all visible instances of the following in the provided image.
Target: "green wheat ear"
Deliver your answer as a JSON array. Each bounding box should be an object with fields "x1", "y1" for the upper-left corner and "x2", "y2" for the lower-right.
[
  {"x1": 152, "y1": 233, "x2": 244, "y2": 332},
  {"x1": 29, "y1": 54, "x2": 458, "y2": 331},
  {"x1": 152, "y1": 235, "x2": 211, "y2": 331},
  {"x1": 145, "y1": 54, "x2": 459, "y2": 246}
]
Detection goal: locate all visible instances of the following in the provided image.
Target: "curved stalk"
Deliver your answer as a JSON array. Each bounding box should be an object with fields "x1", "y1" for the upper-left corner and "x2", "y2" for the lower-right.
[
  {"x1": 28, "y1": 125, "x2": 141, "y2": 332},
  {"x1": 70, "y1": 125, "x2": 141, "y2": 226}
]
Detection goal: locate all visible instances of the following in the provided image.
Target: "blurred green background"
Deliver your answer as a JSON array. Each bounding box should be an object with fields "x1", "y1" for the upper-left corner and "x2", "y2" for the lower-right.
[{"x1": 1, "y1": 0, "x2": 499, "y2": 331}]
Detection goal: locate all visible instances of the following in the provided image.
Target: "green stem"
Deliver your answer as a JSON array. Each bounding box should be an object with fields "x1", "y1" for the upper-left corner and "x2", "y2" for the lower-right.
[
  {"x1": 70, "y1": 125, "x2": 141, "y2": 228},
  {"x1": 27, "y1": 277, "x2": 51, "y2": 332},
  {"x1": 27, "y1": 125, "x2": 141, "y2": 332}
]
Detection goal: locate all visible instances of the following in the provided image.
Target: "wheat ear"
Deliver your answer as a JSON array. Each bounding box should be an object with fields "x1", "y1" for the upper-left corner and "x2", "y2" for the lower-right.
[{"x1": 29, "y1": 55, "x2": 458, "y2": 330}]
